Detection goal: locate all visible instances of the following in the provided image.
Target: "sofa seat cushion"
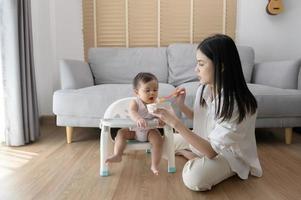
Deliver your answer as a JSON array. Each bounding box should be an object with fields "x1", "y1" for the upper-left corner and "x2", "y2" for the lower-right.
[
  {"x1": 248, "y1": 84, "x2": 301, "y2": 117},
  {"x1": 53, "y1": 83, "x2": 176, "y2": 118},
  {"x1": 175, "y1": 82, "x2": 301, "y2": 119}
]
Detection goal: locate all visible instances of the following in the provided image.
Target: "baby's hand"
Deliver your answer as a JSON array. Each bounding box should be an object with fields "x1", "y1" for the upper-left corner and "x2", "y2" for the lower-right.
[{"x1": 137, "y1": 118, "x2": 147, "y2": 128}]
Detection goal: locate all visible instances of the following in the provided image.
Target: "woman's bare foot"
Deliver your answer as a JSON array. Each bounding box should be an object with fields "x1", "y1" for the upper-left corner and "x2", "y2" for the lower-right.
[
  {"x1": 105, "y1": 155, "x2": 122, "y2": 163},
  {"x1": 175, "y1": 149, "x2": 198, "y2": 160},
  {"x1": 151, "y1": 166, "x2": 159, "y2": 175}
]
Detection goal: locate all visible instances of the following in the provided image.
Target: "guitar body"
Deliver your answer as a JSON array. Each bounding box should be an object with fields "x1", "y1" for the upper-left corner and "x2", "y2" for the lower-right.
[{"x1": 266, "y1": 0, "x2": 284, "y2": 15}]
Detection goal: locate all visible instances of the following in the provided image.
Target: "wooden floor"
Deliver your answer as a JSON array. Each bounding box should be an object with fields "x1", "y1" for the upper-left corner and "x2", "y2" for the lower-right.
[{"x1": 1, "y1": 125, "x2": 301, "y2": 200}]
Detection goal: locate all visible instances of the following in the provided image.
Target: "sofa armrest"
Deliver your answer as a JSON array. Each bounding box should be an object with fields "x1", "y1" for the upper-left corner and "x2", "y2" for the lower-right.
[
  {"x1": 60, "y1": 59, "x2": 94, "y2": 89},
  {"x1": 251, "y1": 59, "x2": 300, "y2": 89}
]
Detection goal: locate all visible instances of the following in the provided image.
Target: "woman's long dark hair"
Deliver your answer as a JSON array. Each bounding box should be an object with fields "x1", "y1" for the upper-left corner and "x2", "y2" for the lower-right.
[{"x1": 198, "y1": 34, "x2": 257, "y2": 123}]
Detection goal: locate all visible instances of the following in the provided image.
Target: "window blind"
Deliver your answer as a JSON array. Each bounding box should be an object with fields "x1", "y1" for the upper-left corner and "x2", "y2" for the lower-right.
[
  {"x1": 96, "y1": 0, "x2": 126, "y2": 47},
  {"x1": 82, "y1": 0, "x2": 237, "y2": 59},
  {"x1": 128, "y1": 0, "x2": 158, "y2": 47},
  {"x1": 82, "y1": 0, "x2": 95, "y2": 60},
  {"x1": 160, "y1": 0, "x2": 191, "y2": 46}
]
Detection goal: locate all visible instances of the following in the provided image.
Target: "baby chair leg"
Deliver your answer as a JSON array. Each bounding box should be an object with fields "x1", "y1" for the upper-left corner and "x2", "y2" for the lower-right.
[
  {"x1": 163, "y1": 125, "x2": 176, "y2": 173},
  {"x1": 100, "y1": 125, "x2": 110, "y2": 176}
]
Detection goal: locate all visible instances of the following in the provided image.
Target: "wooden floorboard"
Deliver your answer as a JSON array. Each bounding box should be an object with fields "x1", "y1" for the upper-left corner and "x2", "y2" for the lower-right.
[{"x1": 1, "y1": 125, "x2": 301, "y2": 200}]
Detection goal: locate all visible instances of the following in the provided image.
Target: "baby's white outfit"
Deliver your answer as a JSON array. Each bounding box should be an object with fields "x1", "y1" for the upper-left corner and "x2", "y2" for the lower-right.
[{"x1": 130, "y1": 97, "x2": 156, "y2": 142}]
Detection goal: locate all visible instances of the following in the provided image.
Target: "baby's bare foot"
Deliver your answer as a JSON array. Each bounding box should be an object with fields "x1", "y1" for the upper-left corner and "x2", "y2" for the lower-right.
[
  {"x1": 151, "y1": 166, "x2": 159, "y2": 175},
  {"x1": 105, "y1": 155, "x2": 122, "y2": 163}
]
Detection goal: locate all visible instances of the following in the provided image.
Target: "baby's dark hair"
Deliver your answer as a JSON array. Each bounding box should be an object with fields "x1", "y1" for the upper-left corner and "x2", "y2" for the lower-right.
[{"x1": 133, "y1": 72, "x2": 158, "y2": 89}]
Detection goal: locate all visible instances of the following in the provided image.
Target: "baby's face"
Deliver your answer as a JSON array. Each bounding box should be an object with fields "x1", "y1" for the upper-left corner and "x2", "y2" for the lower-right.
[{"x1": 136, "y1": 80, "x2": 158, "y2": 104}]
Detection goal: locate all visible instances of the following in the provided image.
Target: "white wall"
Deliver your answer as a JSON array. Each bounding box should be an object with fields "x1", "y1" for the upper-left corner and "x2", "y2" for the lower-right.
[
  {"x1": 51, "y1": 0, "x2": 84, "y2": 90},
  {"x1": 236, "y1": 0, "x2": 301, "y2": 62},
  {"x1": 31, "y1": 0, "x2": 55, "y2": 116},
  {"x1": 31, "y1": 0, "x2": 83, "y2": 115},
  {"x1": 31, "y1": 0, "x2": 301, "y2": 115}
]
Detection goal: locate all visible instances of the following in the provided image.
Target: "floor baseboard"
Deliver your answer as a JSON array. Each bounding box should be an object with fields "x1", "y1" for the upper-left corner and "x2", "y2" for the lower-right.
[{"x1": 39, "y1": 115, "x2": 56, "y2": 126}]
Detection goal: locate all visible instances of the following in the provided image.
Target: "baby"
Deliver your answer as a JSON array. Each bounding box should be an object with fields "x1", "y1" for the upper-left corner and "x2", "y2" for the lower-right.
[{"x1": 105, "y1": 72, "x2": 164, "y2": 175}]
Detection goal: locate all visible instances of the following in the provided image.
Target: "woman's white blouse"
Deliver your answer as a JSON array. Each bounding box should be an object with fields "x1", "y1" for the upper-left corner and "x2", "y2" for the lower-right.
[{"x1": 191, "y1": 85, "x2": 263, "y2": 179}]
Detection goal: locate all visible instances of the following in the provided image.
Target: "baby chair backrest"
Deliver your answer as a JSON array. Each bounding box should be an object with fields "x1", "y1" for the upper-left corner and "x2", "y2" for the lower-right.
[{"x1": 103, "y1": 97, "x2": 135, "y2": 119}]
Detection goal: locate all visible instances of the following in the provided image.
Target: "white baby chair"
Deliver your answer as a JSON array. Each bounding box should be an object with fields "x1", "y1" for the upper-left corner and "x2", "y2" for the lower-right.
[{"x1": 99, "y1": 97, "x2": 176, "y2": 176}]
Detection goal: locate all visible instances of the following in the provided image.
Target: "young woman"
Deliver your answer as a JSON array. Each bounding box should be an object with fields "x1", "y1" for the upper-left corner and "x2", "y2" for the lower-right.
[{"x1": 153, "y1": 34, "x2": 262, "y2": 191}]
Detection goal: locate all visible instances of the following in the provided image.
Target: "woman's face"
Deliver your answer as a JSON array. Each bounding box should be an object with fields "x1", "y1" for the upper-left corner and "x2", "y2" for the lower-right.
[{"x1": 195, "y1": 50, "x2": 214, "y2": 86}]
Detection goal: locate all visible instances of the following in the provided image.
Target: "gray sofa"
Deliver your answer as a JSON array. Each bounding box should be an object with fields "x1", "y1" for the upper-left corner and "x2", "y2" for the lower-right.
[{"x1": 53, "y1": 44, "x2": 301, "y2": 144}]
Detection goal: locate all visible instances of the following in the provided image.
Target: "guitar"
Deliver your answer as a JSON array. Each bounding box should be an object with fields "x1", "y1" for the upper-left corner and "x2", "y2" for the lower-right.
[{"x1": 266, "y1": 0, "x2": 284, "y2": 15}]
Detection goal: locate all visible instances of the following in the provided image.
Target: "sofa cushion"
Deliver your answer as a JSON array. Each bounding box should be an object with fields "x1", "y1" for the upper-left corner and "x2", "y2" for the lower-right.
[
  {"x1": 60, "y1": 59, "x2": 94, "y2": 89},
  {"x1": 88, "y1": 47, "x2": 168, "y2": 84},
  {"x1": 252, "y1": 60, "x2": 300, "y2": 89},
  {"x1": 237, "y1": 46, "x2": 255, "y2": 83},
  {"x1": 167, "y1": 44, "x2": 199, "y2": 87},
  {"x1": 248, "y1": 83, "x2": 301, "y2": 117},
  {"x1": 167, "y1": 44, "x2": 255, "y2": 86},
  {"x1": 53, "y1": 83, "x2": 176, "y2": 118}
]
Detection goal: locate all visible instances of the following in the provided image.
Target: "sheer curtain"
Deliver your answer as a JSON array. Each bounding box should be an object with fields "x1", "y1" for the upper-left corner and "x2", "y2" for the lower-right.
[{"x1": 0, "y1": 0, "x2": 39, "y2": 146}]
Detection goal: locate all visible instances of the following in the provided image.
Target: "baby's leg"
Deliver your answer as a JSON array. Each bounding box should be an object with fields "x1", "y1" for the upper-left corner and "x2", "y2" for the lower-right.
[
  {"x1": 106, "y1": 128, "x2": 135, "y2": 163},
  {"x1": 148, "y1": 129, "x2": 163, "y2": 175}
]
